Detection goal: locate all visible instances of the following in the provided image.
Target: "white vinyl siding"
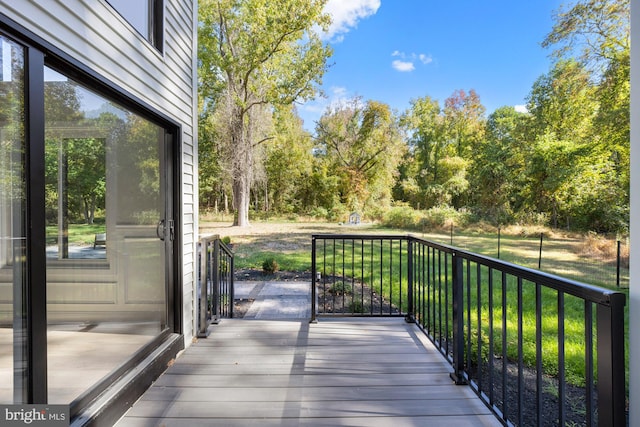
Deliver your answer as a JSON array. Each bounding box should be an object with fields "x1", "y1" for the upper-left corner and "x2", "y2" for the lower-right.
[{"x1": 1, "y1": 0, "x2": 198, "y2": 344}]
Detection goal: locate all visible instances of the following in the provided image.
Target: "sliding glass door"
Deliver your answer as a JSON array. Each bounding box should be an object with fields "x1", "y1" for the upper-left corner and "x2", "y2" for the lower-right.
[
  {"x1": 44, "y1": 67, "x2": 172, "y2": 403},
  {"x1": 0, "y1": 31, "x2": 178, "y2": 406}
]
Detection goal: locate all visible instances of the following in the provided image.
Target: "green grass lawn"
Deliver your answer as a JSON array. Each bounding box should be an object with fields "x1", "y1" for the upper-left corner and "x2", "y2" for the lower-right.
[{"x1": 45, "y1": 223, "x2": 106, "y2": 246}]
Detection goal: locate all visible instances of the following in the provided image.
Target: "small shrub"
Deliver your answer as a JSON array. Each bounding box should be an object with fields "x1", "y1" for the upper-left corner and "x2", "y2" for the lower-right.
[
  {"x1": 329, "y1": 281, "x2": 352, "y2": 295},
  {"x1": 262, "y1": 257, "x2": 279, "y2": 274},
  {"x1": 221, "y1": 236, "x2": 231, "y2": 245},
  {"x1": 348, "y1": 299, "x2": 367, "y2": 313},
  {"x1": 420, "y1": 205, "x2": 471, "y2": 229},
  {"x1": 309, "y1": 207, "x2": 328, "y2": 220},
  {"x1": 382, "y1": 205, "x2": 424, "y2": 229}
]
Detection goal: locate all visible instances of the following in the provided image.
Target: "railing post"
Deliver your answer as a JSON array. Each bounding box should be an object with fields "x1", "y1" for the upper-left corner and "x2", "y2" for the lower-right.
[
  {"x1": 229, "y1": 250, "x2": 235, "y2": 318},
  {"x1": 596, "y1": 292, "x2": 626, "y2": 426},
  {"x1": 450, "y1": 252, "x2": 467, "y2": 385},
  {"x1": 405, "y1": 237, "x2": 415, "y2": 323},
  {"x1": 310, "y1": 236, "x2": 317, "y2": 323},
  {"x1": 211, "y1": 238, "x2": 220, "y2": 324},
  {"x1": 197, "y1": 238, "x2": 209, "y2": 338}
]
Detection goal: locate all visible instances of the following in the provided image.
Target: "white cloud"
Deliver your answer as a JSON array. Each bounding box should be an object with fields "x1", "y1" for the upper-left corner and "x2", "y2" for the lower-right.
[
  {"x1": 418, "y1": 54, "x2": 433, "y2": 65},
  {"x1": 514, "y1": 104, "x2": 528, "y2": 113},
  {"x1": 322, "y1": 0, "x2": 381, "y2": 41},
  {"x1": 392, "y1": 60, "x2": 415, "y2": 72},
  {"x1": 300, "y1": 86, "x2": 350, "y2": 115},
  {"x1": 391, "y1": 51, "x2": 432, "y2": 72}
]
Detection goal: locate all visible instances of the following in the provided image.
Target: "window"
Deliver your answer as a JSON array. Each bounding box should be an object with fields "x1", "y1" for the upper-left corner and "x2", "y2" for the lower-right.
[{"x1": 106, "y1": 0, "x2": 164, "y2": 51}]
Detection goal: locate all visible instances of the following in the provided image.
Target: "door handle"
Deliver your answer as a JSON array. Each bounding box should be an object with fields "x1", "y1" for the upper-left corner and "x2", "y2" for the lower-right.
[{"x1": 156, "y1": 219, "x2": 165, "y2": 241}]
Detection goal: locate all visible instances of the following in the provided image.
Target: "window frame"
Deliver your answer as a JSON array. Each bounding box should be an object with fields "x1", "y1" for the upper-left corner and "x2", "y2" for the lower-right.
[{"x1": 105, "y1": 0, "x2": 164, "y2": 53}]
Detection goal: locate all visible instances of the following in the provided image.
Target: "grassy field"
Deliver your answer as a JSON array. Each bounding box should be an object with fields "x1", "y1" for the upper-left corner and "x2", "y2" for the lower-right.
[{"x1": 200, "y1": 217, "x2": 626, "y2": 289}]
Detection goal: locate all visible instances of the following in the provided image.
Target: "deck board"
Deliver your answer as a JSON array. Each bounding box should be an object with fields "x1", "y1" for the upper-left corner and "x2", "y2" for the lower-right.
[{"x1": 115, "y1": 318, "x2": 501, "y2": 427}]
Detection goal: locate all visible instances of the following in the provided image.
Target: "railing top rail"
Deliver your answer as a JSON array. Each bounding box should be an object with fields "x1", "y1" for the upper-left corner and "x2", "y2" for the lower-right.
[
  {"x1": 219, "y1": 240, "x2": 233, "y2": 256},
  {"x1": 312, "y1": 233, "x2": 413, "y2": 241},
  {"x1": 199, "y1": 233, "x2": 220, "y2": 244}
]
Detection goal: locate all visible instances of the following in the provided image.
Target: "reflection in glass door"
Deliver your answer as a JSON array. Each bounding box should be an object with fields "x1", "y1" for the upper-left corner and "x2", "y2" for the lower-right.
[
  {"x1": 0, "y1": 35, "x2": 26, "y2": 403},
  {"x1": 44, "y1": 67, "x2": 170, "y2": 403}
]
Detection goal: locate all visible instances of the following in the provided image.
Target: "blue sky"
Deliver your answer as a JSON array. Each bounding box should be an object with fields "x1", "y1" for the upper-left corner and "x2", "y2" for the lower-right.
[{"x1": 298, "y1": 0, "x2": 566, "y2": 132}]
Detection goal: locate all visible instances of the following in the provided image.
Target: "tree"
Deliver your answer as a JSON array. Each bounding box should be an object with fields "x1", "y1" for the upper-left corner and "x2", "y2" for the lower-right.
[
  {"x1": 263, "y1": 105, "x2": 314, "y2": 214},
  {"x1": 315, "y1": 98, "x2": 405, "y2": 216},
  {"x1": 542, "y1": 0, "x2": 629, "y2": 73},
  {"x1": 198, "y1": 0, "x2": 332, "y2": 226},
  {"x1": 536, "y1": 0, "x2": 629, "y2": 232},
  {"x1": 442, "y1": 89, "x2": 485, "y2": 159},
  {"x1": 470, "y1": 106, "x2": 529, "y2": 224},
  {"x1": 398, "y1": 90, "x2": 485, "y2": 210}
]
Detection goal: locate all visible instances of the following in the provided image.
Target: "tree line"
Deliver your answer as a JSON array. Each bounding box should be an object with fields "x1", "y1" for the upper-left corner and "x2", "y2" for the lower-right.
[{"x1": 198, "y1": 0, "x2": 629, "y2": 234}]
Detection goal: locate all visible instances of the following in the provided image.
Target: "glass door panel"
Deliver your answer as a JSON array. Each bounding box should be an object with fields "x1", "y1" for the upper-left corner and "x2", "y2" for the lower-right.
[
  {"x1": 44, "y1": 67, "x2": 168, "y2": 403},
  {"x1": 0, "y1": 35, "x2": 26, "y2": 403}
]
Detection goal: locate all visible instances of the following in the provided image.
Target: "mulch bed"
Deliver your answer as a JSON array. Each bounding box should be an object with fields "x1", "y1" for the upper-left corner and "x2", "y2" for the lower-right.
[{"x1": 235, "y1": 268, "x2": 313, "y2": 282}]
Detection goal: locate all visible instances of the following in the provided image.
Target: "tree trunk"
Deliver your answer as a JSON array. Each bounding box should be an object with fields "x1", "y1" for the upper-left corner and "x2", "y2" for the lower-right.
[
  {"x1": 231, "y1": 105, "x2": 252, "y2": 227},
  {"x1": 233, "y1": 176, "x2": 251, "y2": 227}
]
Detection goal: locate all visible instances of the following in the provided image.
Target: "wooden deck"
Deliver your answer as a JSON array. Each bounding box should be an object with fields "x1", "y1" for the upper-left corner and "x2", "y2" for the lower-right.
[{"x1": 115, "y1": 318, "x2": 500, "y2": 426}]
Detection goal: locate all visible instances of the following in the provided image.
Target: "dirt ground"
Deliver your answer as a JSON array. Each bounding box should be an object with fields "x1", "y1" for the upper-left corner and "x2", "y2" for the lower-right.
[{"x1": 199, "y1": 220, "x2": 379, "y2": 252}]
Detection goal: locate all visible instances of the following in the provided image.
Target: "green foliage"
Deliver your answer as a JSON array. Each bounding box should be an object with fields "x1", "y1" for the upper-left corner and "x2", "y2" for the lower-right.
[
  {"x1": 198, "y1": 0, "x2": 332, "y2": 226},
  {"x1": 261, "y1": 257, "x2": 279, "y2": 274},
  {"x1": 196, "y1": 0, "x2": 629, "y2": 235},
  {"x1": 348, "y1": 299, "x2": 366, "y2": 314},
  {"x1": 382, "y1": 205, "x2": 425, "y2": 230},
  {"x1": 329, "y1": 281, "x2": 352, "y2": 295},
  {"x1": 315, "y1": 98, "x2": 406, "y2": 215},
  {"x1": 382, "y1": 205, "x2": 472, "y2": 231},
  {"x1": 420, "y1": 205, "x2": 472, "y2": 229},
  {"x1": 221, "y1": 236, "x2": 231, "y2": 245}
]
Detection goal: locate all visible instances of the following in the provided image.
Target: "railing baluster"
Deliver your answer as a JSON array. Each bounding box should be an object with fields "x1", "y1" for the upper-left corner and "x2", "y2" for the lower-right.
[
  {"x1": 389, "y1": 239, "x2": 393, "y2": 316},
  {"x1": 445, "y1": 252, "x2": 450, "y2": 356},
  {"x1": 476, "y1": 262, "x2": 482, "y2": 394},
  {"x1": 438, "y1": 250, "x2": 443, "y2": 347},
  {"x1": 517, "y1": 277, "x2": 524, "y2": 427},
  {"x1": 406, "y1": 238, "x2": 414, "y2": 323},
  {"x1": 501, "y1": 271, "x2": 507, "y2": 421},
  {"x1": 212, "y1": 239, "x2": 220, "y2": 323},
  {"x1": 310, "y1": 236, "x2": 317, "y2": 323},
  {"x1": 379, "y1": 239, "x2": 383, "y2": 316},
  {"x1": 536, "y1": 282, "x2": 543, "y2": 426},
  {"x1": 558, "y1": 291, "x2": 565, "y2": 426},
  {"x1": 465, "y1": 259, "x2": 472, "y2": 383},
  {"x1": 351, "y1": 239, "x2": 355, "y2": 313},
  {"x1": 488, "y1": 267, "x2": 494, "y2": 406},
  {"x1": 585, "y1": 301, "x2": 593, "y2": 427}
]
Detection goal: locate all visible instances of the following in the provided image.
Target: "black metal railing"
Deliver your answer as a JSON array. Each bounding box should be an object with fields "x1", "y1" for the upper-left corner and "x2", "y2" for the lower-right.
[
  {"x1": 311, "y1": 234, "x2": 627, "y2": 427},
  {"x1": 198, "y1": 235, "x2": 234, "y2": 337},
  {"x1": 311, "y1": 235, "x2": 409, "y2": 318}
]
